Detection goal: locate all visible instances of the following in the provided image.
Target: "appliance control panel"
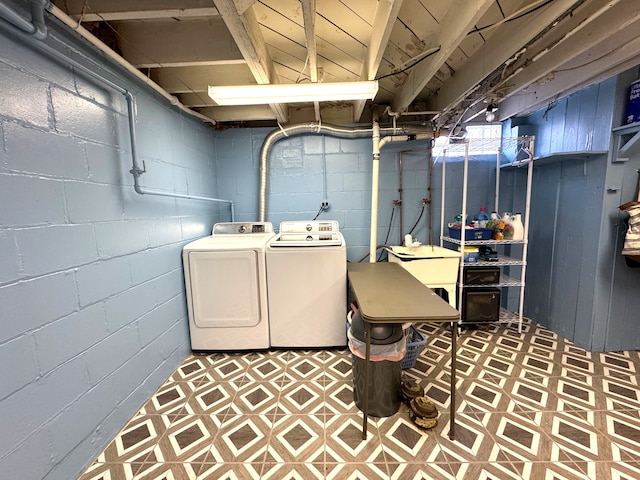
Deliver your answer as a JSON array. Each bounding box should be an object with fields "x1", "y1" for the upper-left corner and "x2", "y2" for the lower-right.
[
  {"x1": 212, "y1": 222, "x2": 274, "y2": 235},
  {"x1": 279, "y1": 220, "x2": 339, "y2": 234}
]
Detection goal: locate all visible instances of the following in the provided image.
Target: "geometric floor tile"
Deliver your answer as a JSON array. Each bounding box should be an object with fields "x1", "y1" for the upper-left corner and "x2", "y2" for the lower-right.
[{"x1": 78, "y1": 319, "x2": 640, "y2": 480}]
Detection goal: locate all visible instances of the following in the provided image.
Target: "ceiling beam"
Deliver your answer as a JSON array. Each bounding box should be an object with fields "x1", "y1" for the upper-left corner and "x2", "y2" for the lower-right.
[
  {"x1": 115, "y1": 18, "x2": 244, "y2": 67},
  {"x1": 213, "y1": 0, "x2": 287, "y2": 123},
  {"x1": 68, "y1": 7, "x2": 219, "y2": 22},
  {"x1": 433, "y1": 0, "x2": 594, "y2": 113},
  {"x1": 198, "y1": 104, "x2": 276, "y2": 122},
  {"x1": 353, "y1": 0, "x2": 403, "y2": 122},
  {"x1": 498, "y1": 0, "x2": 640, "y2": 102},
  {"x1": 391, "y1": 0, "x2": 494, "y2": 113},
  {"x1": 151, "y1": 64, "x2": 256, "y2": 93},
  {"x1": 300, "y1": 0, "x2": 320, "y2": 121},
  {"x1": 59, "y1": 0, "x2": 219, "y2": 21},
  {"x1": 300, "y1": 0, "x2": 318, "y2": 83},
  {"x1": 498, "y1": 29, "x2": 640, "y2": 120}
]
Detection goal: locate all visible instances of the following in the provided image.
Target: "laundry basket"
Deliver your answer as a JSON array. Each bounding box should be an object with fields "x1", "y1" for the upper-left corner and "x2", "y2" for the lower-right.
[{"x1": 402, "y1": 325, "x2": 427, "y2": 369}]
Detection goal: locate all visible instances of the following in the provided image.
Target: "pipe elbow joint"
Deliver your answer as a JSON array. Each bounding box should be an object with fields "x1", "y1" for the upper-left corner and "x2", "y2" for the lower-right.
[{"x1": 29, "y1": 0, "x2": 49, "y2": 40}]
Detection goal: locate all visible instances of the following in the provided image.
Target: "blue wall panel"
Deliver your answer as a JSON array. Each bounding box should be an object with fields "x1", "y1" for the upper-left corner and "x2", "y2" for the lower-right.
[{"x1": 0, "y1": 16, "x2": 226, "y2": 480}]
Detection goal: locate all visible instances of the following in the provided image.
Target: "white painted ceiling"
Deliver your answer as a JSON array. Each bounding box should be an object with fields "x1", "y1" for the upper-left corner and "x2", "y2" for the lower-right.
[{"x1": 51, "y1": 0, "x2": 640, "y2": 130}]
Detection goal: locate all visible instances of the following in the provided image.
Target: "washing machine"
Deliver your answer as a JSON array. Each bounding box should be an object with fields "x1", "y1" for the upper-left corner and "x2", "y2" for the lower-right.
[
  {"x1": 266, "y1": 220, "x2": 347, "y2": 348},
  {"x1": 182, "y1": 222, "x2": 274, "y2": 350}
]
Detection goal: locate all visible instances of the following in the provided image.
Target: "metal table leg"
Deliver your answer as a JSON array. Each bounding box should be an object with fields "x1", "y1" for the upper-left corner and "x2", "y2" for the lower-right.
[
  {"x1": 362, "y1": 321, "x2": 371, "y2": 439},
  {"x1": 449, "y1": 320, "x2": 457, "y2": 440}
]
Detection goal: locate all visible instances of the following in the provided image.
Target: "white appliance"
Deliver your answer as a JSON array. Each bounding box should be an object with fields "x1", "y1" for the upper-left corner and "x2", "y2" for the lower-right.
[
  {"x1": 182, "y1": 222, "x2": 274, "y2": 350},
  {"x1": 266, "y1": 220, "x2": 347, "y2": 348}
]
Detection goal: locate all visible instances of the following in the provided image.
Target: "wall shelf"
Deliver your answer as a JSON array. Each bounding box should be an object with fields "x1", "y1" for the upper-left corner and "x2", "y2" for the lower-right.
[
  {"x1": 500, "y1": 151, "x2": 607, "y2": 169},
  {"x1": 612, "y1": 122, "x2": 640, "y2": 162}
]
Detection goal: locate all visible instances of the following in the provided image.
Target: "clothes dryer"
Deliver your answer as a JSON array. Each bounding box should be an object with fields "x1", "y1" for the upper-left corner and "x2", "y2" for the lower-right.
[{"x1": 182, "y1": 222, "x2": 274, "y2": 350}]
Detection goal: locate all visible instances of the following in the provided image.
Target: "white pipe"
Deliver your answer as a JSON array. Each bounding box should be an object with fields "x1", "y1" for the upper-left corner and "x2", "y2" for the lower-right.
[
  {"x1": 518, "y1": 136, "x2": 535, "y2": 333},
  {"x1": 369, "y1": 111, "x2": 381, "y2": 263},
  {"x1": 440, "y1": 149, "x2": 447, "y2": 247},
  {"x1": 458, "y1": 141, "x2": 469, "y2": 316},
  {"x1": 46, "y1": 4, "x2": 215, "y2": 125}
]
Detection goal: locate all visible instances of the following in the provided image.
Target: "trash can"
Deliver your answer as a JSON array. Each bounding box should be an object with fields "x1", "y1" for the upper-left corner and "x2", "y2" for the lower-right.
[{"x1": 348, "y1": 309, "x2": 406, "y2": 417}]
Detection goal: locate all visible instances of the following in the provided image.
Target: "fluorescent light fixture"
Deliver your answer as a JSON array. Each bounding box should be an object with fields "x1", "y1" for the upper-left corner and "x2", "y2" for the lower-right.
[{"x1": 208, "y1": 81, "x2": 379, "y2": 106}]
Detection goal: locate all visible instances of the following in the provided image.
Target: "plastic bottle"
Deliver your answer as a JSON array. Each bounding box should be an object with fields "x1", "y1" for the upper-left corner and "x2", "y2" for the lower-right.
[
  {"x1": 492, "y1": 217, "x2": 505, "y2": 240},
  {"x1": 502, "y1": 212, "x2": 514, "y2": 239},
  {"x1": 487, "y1": 211, "x2": 498, "y2": 230},
  {"x1": 511, "y1": 213, "x2": 524, "y2": 240},
  {"x1": 475, "y1": 207, "x2": 490, "y2": 228}
]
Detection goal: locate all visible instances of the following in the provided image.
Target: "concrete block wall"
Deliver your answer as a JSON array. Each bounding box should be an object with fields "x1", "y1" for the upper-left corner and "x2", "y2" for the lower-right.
[
  {"x1": 0, "y1": 20, "x2": 225, "y2": 480},
  {"x1": 215, "y1": 128, "x2": 497, "y2": 262}
]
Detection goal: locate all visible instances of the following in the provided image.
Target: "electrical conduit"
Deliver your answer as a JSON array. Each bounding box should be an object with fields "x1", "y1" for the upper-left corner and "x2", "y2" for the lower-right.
[
  {"x1": 0, "y1": 0, "x2": 234, "y2": 218},
  {"x1": 0, "y1": 0, "x2": 48, "y2": 39}
]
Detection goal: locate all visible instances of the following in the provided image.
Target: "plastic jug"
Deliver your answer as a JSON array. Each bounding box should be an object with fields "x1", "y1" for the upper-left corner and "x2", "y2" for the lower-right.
[
  {"x1": 474, "y1": 208, "x2": 490, "y2": 227},
  {"x1": 511, "y1": 213, "x2": 524, "y2": 240},
  {"x1": 502, "y1": 212, "x2": 514, "y2": 239}
]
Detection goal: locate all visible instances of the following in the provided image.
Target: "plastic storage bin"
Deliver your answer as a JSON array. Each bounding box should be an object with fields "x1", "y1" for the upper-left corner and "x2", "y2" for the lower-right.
[
  {"x1": 461, "y1": 288, "x2": 500, "y2": 322},
  {"x1": 463, "y1": 266, "x2": 500, "y2": 285},
  {"x1": 402, "y1": 325, "x2": 427, "y2": 369},
  {"x1": 458, "y1": 246, "x2": 479, "y2": 263},
  {"x1": 448, "y1": 227, "x2": 493, "y2": 240}
]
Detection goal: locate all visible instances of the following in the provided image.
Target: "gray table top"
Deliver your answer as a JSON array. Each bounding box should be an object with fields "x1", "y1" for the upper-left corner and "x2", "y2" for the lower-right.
[{"x1": 347, "y1": 262, "x2": 460, "y2": 324}]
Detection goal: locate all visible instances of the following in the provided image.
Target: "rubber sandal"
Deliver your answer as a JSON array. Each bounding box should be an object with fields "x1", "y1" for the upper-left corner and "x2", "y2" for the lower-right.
[
  {"x1": 401, "y1": 379, "x2": 423, "y2": 402},
  {"x1": 410, "y1": 397, "x2": 438, "y2": 418},
  {"x1": 409, "y1": 410, "x2": 438, "y2": 430}
]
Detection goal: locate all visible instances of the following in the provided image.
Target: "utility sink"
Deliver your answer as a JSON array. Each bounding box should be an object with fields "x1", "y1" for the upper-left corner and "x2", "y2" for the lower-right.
[{"x1": 386, "y1": 246, "x2": 461, "y2": 307}]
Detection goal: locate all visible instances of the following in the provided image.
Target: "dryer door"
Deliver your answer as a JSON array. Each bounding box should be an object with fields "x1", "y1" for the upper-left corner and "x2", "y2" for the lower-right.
[{"x1": 187, "y1": 250, "x2": 262, "y2": 328}]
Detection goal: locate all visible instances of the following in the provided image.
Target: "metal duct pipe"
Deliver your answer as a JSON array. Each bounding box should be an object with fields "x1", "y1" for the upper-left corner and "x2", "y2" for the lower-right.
[{"x1": 258, "y1": 122, "x2": 433, "y2": 221}]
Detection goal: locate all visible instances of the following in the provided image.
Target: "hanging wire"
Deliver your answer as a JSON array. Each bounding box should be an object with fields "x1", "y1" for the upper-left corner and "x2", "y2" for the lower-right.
[
  {"x1": 377, "y1": 203, "x2": 397, "y2": 262},
  {"x1": 408, "y1": 202, "x2": 426, "y2": 235},
  {"x1": 312, "y1": 204, "x2": 324, "y2": 221},
  {"x1": 355, "y1": 245, "x2": 391, "y2": 263}
]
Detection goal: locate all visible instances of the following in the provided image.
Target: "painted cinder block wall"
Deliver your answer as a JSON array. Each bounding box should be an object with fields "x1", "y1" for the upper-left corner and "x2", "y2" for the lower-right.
[
  {"x1": 0, "y1": 19, "x2": 227, "y2": 480},
  {"x1": 214, "y1": 128, "x2": 498, "y2": 262}
]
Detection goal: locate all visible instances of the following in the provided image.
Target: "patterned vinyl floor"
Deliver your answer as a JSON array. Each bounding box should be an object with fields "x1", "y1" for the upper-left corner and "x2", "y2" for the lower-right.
[{"x1": 79, "y1": 320, "x2": 640, "y2": 480}]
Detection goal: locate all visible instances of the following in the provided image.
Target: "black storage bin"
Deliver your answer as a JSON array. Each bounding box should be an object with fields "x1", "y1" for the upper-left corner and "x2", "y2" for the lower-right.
[
  {"x1": 351, "y1": 355, "x2": 402, "y2": 417},
  {"x1": 461, "y1": 288, "x2": 500, "y2": 322},
  {"x1": 463, "y1": 266, "x2": 500, "y2": 285}
]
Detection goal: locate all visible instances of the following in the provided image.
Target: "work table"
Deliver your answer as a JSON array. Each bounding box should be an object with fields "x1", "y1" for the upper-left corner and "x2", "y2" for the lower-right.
[{"x1": 347, "y1": 262, "x2": 460, "y2": 439}]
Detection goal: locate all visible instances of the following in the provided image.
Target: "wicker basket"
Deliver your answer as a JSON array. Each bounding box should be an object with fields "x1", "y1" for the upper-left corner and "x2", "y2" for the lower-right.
[{"x1": 402, "y1": 326, "x2": 427, "y2": 369}]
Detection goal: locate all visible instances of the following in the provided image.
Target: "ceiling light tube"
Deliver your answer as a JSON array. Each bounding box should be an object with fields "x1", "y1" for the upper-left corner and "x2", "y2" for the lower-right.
[{"x1": 208, "y1": 81, "x2": 379, "y2": 106}]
